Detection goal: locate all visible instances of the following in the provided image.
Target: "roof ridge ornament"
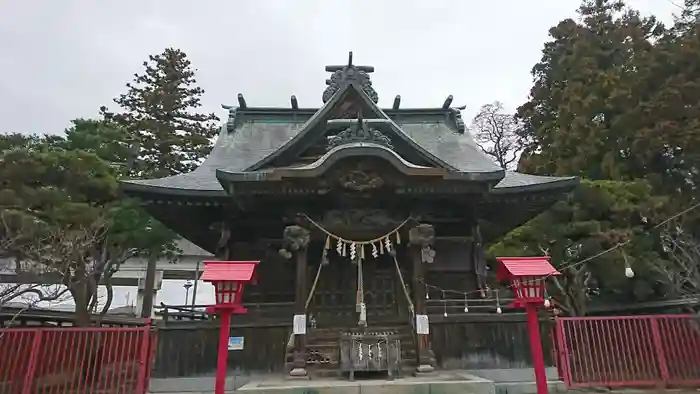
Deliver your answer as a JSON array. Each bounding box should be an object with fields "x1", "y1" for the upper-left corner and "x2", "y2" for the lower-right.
[
  {"x1": 326, "y1": 114, "x2": 393, "y2": 151},
  {"x1": 322, "y1": 51, "x2": 379, "y2": 104}
]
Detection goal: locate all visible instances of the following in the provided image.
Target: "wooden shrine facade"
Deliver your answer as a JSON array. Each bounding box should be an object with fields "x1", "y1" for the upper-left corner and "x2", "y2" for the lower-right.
[{"x1": 122, "y1": 52, "x2": 578, "y2": 376}]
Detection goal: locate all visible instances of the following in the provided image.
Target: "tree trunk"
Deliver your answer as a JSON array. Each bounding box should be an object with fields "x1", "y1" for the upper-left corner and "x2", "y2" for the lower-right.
[
  {"x1": 140, "y1": 253, "x2": 157, "y2": 318},
  {"x1": 70, "y1": 284, "x2": 91, "y2": 327}
]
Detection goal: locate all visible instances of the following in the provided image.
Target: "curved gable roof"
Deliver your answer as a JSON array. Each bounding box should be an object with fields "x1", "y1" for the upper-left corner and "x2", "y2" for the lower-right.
[{"x1": 244, "y1": 81, "x2": 462, "y2": 174}]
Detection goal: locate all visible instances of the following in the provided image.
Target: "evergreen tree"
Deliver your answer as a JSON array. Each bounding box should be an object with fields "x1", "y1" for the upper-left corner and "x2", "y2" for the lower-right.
[
  {"x1": 101, "y1": 48, "x2": 219, "y2": 178},
  {"x1": 488, "y1": 179, "x2": 671, "y2": 315},
  {"x1": 628, "y1": 0, "x2": 700, "y2": 198},
  {"x1": 516, "y1": 0, "x2": 663, "y2": 181}
]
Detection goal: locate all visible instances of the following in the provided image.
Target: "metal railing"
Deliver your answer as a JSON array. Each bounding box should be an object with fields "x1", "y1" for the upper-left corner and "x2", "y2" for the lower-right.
[
  {"x1": 555, "y1": 314, "x2": 700, "y2": 388},
  {"x1": 0, "y1": 325, "x2": 155, "y2": 394}
]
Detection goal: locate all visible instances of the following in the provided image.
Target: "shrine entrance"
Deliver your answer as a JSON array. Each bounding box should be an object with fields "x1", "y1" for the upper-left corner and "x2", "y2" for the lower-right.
[{"x1": 308, "y1": 250, "x2": 410, "y2": 328}]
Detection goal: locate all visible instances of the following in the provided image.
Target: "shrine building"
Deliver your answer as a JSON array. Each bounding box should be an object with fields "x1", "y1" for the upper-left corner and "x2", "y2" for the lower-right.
[{"x1": 122, "y1": 53, "x2": 578, "y2": 377}]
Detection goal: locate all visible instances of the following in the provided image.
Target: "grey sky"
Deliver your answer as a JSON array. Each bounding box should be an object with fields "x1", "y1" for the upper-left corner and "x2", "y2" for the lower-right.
[
  {"x1": 0, "y1": 0, "x2": 680, "y2": 308},
  {"x1": 0, "y1": 0, "x2": 678, "y2": 137}
]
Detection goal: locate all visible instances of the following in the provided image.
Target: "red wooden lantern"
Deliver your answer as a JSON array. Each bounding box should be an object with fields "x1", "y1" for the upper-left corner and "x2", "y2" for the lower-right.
[
  {"x1": 201, "y1": 260, "x2": 260, "y2": 394},
  {"x1": 496, "y1": 256, "x2": 560, "y2": 394},
  {"x1": 202, "y1": 260, "x2": 260, "y2": 314},
  {"x1": 496, "y1": 256, "x2": 560, "y2": 308}
]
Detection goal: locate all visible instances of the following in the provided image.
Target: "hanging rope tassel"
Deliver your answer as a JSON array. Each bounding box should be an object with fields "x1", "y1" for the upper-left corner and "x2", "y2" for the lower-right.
[
  {"x1": 384, "y1": 236, "x2": 393, "y2": 253},
  {"x1": 336, "y1": 238, "x2": 343, "y2": 256},
  {"x1": 396, "y1": 231, "x2": 401, "y2": 245},
  {"x1": 350, "y1": 243, "x2": 357, "y2": 261}
]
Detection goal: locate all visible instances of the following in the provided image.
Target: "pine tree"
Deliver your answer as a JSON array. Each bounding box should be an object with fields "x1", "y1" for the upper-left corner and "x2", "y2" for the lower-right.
[{"x1": 101, "y1": 48, "x2": 219, "y2": 178}]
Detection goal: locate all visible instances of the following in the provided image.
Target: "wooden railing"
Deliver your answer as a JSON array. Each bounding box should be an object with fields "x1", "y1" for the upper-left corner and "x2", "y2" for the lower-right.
[
  {"x1": 430, "y1": 313, "x2": 555, "y2": 370},
  {"x1": 156, "y1": 302, "x2": 294, "y2": 324}
]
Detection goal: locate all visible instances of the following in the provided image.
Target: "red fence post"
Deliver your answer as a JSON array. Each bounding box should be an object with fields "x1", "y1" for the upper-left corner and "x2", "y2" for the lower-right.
[
  {"x1": 21, "y1": 330, "x2": 43, "y2": 394},
  {"x1": 649, "y1": 317, "x2": 670, "y2": 387},
  {"x1": 554, "y1": 319, "x2": 572, "y2": 386},
  {"x1": 135, "y1": 323, "x2": 154, "y2": 394}
]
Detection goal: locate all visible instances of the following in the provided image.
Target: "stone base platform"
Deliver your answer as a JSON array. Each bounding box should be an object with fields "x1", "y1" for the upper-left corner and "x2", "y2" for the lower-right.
[
  {"x1": 147, "y1": 368, "x2": 566, "y2": 394},
  {"x1": 237, "y1": 371, "x2": 494, "y2": 394}
]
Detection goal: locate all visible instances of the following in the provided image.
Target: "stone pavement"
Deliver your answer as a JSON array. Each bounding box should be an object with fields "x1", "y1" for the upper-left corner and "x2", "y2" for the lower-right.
[{"x1": 147, "y1": 367, "x2": 565, "y2": 394}]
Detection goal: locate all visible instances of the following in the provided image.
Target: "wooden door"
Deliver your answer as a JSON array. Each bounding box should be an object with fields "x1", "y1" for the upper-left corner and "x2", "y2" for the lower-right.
[
  {"x1": 308, "y1": 258, "x2": 356, "y2": 327},
  {"x1": 307, "y1": 254, "x2": 409, "y2": 327}
]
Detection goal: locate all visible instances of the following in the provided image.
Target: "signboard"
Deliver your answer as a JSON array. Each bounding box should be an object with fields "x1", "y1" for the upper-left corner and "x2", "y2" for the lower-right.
[
  {"x1": 228, "y1": 336, "x2": 244, "y2": 351},
  {"x1": 293, "y1": 314, "x2": 307, "y2": 335},
  {"x1": 416, "y1": 314, "x2": 430, "y2": 335}
]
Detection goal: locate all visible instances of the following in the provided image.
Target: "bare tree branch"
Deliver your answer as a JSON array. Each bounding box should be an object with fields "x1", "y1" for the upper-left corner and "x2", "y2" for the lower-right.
[
  {"x1": 539, "y1": 243, "x2": 593, "y2": 316},
  {"x1": 471, "y1": 101, "x2": 524, "y2": 170},
  {"x1": 0, "y1": 212, "x2": 136, "y2": 325},
  {"x1": 654, "y1": 221, "x2": 700, "y2": 306}
]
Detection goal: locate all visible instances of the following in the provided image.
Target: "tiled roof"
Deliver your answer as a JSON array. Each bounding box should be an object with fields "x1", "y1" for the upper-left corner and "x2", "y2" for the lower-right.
[
  {"x1": 123, "y1": 109, "x2": 577, "y2": 194},
  {"x1": 123, "y1": 119, "x2": 305, "y2": 193},
  {"x1": 398, "y1": 119, "x2": 502, "y2": 173},
  {"x1": 494, "y1": 172, "x2": 578, "y2": 193}
]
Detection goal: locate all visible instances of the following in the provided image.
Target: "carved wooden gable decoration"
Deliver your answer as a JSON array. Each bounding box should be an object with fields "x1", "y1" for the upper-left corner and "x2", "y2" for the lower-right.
[{"x1": 252, "y1": 53, "x2": 452, "y2": 172}]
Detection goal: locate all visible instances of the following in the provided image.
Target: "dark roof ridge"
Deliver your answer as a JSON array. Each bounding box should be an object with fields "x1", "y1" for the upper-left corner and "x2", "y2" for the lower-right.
[{"x1": 227, "y1": 106, "x2": 464, "y2": 114}]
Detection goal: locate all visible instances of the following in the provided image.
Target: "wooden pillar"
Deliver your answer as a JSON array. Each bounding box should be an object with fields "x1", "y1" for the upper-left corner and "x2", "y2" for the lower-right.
[
  {"x1": 279, "y1": 225, "x2": 311, "y2": 378},
  {"x1": 409, "y1": 224, "x2": 436, "y2": 374},
  {"x1": 215, "y1": 220, "x2": 232, "y2": 260}
]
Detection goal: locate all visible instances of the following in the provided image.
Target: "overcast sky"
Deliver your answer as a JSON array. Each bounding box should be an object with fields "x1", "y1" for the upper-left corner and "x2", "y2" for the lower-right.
[
  {"x1": 0, "y1": 0, "x2": 680, "y2": 309},
  {"x1": 0, "y1": 0, "x2": 679, "y2": 137}
]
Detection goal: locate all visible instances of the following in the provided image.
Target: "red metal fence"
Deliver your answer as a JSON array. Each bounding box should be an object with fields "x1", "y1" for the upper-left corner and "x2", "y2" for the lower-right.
[
  {"x1": 0, "y1": 325, "x2": 156, "y2": 394},
  {"x1": 555, "y1": 314, "x2": 700, "y2": 388}
]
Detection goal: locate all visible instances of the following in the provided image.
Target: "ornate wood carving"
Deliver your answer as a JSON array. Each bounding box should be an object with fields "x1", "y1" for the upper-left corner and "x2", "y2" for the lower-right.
[
  {"x1": 322, "y1": 52, "x2": 378, "y2": 104},
  {"x1": 327, "y1": 124, "x2": 393, "y2": 151},
  {"x1": 328, "y1": 158, "x2": 394, "y2": 193},
  {"x1": 321, "y1": 209, "x2": 402, "y2": 230},
  {"x1": 338, "y1": 169, "x2": 385, "y2": 191},
  {"x1": 278, "y1": 225, "x2": 311, "y2": 259},
  {"x1": 409, "y1": 224, "x2": 436, "y2": 264}
]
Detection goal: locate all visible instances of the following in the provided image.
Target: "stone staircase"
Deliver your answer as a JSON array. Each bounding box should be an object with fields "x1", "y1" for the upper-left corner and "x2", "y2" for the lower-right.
[{"x1": 285, "y1": 324, "x2": 417, "y2": 377}]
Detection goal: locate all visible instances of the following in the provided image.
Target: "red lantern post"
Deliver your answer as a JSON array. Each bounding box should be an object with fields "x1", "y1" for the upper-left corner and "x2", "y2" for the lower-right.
[
  {"x1": 496, "y1": 256, "x2": 560, "y2": 394},
  {"x1": 202, "y1": 260, "x2": 260, "y2": 394}
]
